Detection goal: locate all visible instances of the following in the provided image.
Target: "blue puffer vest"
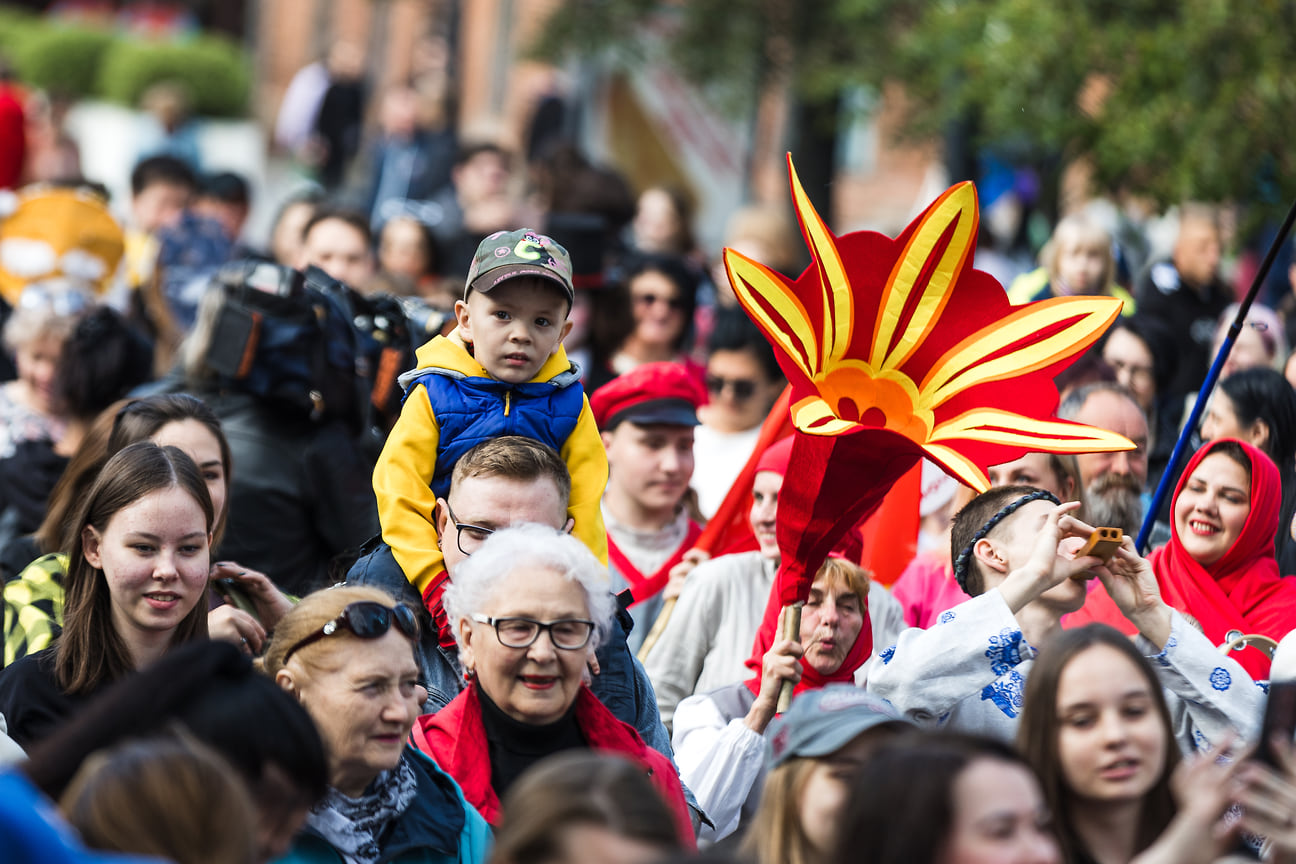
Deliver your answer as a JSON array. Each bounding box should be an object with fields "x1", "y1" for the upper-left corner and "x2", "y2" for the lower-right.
[{"x1": 400, "y1": 365, "x2": 584, "y2": 498}]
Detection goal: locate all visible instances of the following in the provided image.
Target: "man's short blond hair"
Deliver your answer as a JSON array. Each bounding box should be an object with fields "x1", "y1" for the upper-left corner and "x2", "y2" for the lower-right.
[{"x1": 450, "y1": 435, "x2": 572, "y2": 506}]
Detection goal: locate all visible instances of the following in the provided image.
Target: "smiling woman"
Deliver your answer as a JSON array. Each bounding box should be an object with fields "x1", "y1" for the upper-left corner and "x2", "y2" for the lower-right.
[
  {"x1": 0, "y1": 442, "x2": 213, "y2": 749},
  {"x1": 1018, "y1": 625, "x2": 1243, "y2": 864},
  {"x1": 412, "y1": 525, "x2": 694, "y2": 847},
  {"x1": 1153, "y1": 439, "x2": 1296, "y2": 679}
]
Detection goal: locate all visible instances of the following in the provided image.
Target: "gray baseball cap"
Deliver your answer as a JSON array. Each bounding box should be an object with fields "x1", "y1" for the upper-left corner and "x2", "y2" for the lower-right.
[
  {"x1": 765, "y1": 685, "x2": 912, "y2": 769},
  {"x1": 464, "y1": 228, "x2": 574, "y2": 305}
]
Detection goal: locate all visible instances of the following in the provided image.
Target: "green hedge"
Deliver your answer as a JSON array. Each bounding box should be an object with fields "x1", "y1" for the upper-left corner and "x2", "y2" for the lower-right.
[
  {"x1": 14, "y1": 26, "x2": 115, "y2": 98},
  {"x1": 0, "y1": 7, "x2": 249, "y2": 117},
  {"x1": 0, "y1": 8, "x2": 38, "y2": 60},
  {"x1": 99, "y1": 36, "x2": 250, "y2": 118}
]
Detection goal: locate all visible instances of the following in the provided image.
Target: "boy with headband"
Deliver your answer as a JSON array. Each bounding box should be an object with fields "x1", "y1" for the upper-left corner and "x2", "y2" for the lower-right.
[{"x1": 866, "y1": 484, "x2": 1261, "y2": 752}]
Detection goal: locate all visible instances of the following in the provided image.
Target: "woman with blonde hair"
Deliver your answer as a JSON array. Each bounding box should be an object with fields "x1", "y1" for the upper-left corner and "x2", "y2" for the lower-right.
[
  {"x1": 262, "y1": 584, "x2": 490, "y2": 864},
  {"x1": 741, "y1": 686, "x2": 911, "y2": 864},
  {"x1": 673, "y1": 556, "x2": 875, "y2": 843}
]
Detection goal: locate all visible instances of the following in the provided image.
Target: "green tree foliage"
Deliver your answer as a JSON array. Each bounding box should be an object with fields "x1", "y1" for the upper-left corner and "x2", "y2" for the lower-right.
[{"x1": 535, "y1": 0, "x2": 1296, "y2": 209}]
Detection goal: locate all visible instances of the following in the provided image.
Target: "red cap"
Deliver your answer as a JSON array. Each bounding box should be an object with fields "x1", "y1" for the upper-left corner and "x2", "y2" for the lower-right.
[{"x1": 591, "y1": 362, "x2": 705, "y2": 430}]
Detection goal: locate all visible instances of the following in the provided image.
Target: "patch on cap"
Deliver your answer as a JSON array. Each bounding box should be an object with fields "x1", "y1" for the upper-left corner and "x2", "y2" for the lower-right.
[{"x1": 465, "y1": 228, "x2": 574, "y2": 305}]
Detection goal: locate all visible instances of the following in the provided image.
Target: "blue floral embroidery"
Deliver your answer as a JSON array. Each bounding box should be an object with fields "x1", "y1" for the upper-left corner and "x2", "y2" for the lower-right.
[
  {"x1": 1209, "y1": 667, "x2": 1232, "y2": 691},
  {"x1": 980, "y1": 670, "x2": 1026, "y2": 718},
  {"x1": 1193, "y1": 728, "x2": 1210, "y2": 751},
  {"x1": 1258, "y1": 681, "x2": 1271, "y2": 695},
  {"x1": 880, "y1": 646, "x2": 896, "y2": 665},
  {"x1": 1148, "y1": 635, "x2": 1177, "y2": 668},
  {"x1": 985, "y1": 628, "x2": 1027, "y2": 676},
  {"x1": 938, "y1": 610, "x2": 956, "y2": 624}
]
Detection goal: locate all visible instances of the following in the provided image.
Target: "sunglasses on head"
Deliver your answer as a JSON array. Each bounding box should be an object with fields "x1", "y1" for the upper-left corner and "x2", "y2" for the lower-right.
[
  {"x1": 282, "y1": 601, "x2": 420, "y2": 663},
  {"x1": 706, "y1": 374, "x2": 757, "y2": 401}
]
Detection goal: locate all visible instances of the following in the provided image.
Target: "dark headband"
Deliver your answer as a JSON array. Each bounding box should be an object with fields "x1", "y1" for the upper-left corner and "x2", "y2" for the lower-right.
[{"x1": 953, "y1": 489, "x2": 1062, "y2": 593}]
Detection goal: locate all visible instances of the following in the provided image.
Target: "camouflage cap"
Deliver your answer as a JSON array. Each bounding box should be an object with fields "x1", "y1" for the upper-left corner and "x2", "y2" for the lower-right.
[{"x1": 464, "y1": 228, "x2": 574, "y2": 305}]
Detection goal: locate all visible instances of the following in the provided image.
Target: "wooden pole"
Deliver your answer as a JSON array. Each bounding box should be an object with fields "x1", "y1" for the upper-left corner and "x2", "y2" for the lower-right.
[{"x1": 776, "y1": 602, "x2": 803, "y2": 713}]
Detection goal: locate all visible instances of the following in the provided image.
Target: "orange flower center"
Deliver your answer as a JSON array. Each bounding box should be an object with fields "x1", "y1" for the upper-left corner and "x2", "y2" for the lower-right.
[{"x1": 804, "y1": 364, "x2": 933, "y2": 442}]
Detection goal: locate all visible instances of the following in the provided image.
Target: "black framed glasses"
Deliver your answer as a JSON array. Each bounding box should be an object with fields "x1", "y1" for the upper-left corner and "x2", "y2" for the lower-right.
[
  {"x1": 283, "y1": 601, "x2": 420, "y2": 662},
  {"x1": 443, "y1": 500, "x2": 495, "y2": 556},
  {"x1": 471, "y1": 614, "x2": 596, "y2": 650},
  {"x1": 705, "y1": 374, "x2": 757, "y2": 402}
]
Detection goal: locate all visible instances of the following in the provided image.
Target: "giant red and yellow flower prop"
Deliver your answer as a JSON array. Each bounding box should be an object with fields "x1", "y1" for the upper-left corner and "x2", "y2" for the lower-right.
[{"x1": 727, "y1": 155, "x2": 1134, "y2": 606}]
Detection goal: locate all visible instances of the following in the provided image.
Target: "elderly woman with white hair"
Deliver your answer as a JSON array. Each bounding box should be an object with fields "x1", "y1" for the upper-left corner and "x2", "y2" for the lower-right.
[{"x1": 411, "y1": 524, "x2": 695, "y2": 847}]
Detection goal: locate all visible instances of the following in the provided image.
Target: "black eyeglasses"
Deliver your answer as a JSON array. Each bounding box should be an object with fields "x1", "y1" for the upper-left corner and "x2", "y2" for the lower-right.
[
  {"x1": 443, "y1": 500, "x2": 495, "y2": 555},
  {"x1": 706, "y1": 374, "x2": 757, "y2": 402},
  {"x1": 283, "y1": 602, "x2": 420, "y2": 662},
  {"x1": 471, "y1": 614, "x2": 596, "y2": 650}
]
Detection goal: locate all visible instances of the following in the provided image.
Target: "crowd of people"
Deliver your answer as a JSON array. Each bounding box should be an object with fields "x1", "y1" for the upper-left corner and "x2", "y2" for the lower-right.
[{"x1": 7, "y1": 53, "x2": 1296, "y2": 864}]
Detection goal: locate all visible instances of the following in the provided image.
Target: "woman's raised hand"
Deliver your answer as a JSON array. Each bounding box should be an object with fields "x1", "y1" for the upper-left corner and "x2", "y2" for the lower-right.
[
  {"x1": 1131, "y1": 736, "x2": 1242, "y2": 864},
  {"x1": 210, "y1": 561, "x2": 295, "y2": 629},
  {"x1": 1096, "y1": 537, "x2": 1172, "y2": 648},
  {"x1": 1234, "y1": 736, "x2": 1296, "y2": 864},
  {"x1": 207, "y1": 604, "x2": 267, "y2": 656},
  {"x1": 745, "y1": 607, "x2": 803, "y2": 734}
]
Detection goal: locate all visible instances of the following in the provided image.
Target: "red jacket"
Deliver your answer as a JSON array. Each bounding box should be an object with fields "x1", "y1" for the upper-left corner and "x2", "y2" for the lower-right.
[{"x1": 413, "y1": 684, "x2": 696, "y2": 848}]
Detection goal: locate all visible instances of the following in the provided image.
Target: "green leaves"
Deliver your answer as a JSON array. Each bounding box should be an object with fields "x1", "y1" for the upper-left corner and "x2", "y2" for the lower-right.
[{"x1": 537, "y1": 0, "x2": 1296, "y2": 211}]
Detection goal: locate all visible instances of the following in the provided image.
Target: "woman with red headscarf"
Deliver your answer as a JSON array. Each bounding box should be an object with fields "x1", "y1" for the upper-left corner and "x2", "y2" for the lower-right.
[
  {"x1": 1069, "y1": 438, "x2": 1296, "y2": 679},
  {"x1": 670, "y1": 555, "x2": 874, "y2": 843}
]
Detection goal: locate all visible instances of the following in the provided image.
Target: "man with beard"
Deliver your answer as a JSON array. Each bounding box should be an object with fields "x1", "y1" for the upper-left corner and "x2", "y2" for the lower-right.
[{"x1": 1058, "y1": 382, "x2": 1150, "y2": 538}]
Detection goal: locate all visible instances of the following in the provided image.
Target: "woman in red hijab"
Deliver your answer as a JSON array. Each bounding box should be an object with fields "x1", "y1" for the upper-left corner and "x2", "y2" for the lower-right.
[
  {"x1": 1070, "y1": 438, "x2": 1296, "y2": 679},
  {"x1": 670, "y1": 555, "x2": 873, "y2": 843}
]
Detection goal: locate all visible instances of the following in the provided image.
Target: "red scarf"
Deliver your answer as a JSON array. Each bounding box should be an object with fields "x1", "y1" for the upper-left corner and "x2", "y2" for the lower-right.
[
  {"x1": 1069, "y1": 438, "x2": 1296, "y2": 679},
  {"x1": 421, "y1": 571, "x2": 458, "y2": 651},
  {"x1": 607, "y1": 520, "x2": 703, "y2": 606},
  {"x1": 412, "y1": 685, "x2": 696, "y2": 848},
  {"x1": 743, "y1": 561, "x2": 874, "y2": 699}
]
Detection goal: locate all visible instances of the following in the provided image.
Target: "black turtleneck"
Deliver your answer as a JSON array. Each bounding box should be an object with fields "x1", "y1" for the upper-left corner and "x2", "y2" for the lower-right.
[{"x1": 476, "y1": 682, "x2": 586, "y2": 797}]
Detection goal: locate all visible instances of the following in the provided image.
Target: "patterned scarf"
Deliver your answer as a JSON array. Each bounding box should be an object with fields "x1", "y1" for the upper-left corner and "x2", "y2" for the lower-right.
[{"x1": 306, "y1": 754, "x2": 418, "y2": 864}]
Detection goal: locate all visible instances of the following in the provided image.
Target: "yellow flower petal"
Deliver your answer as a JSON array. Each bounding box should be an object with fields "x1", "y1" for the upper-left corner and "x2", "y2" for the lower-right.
[
  {"x1": 726, "y1": 248, "x2": 818, "y2": 380},
  {"x1": 873, "y1": 183, "x2": 977, "y2": 371},
  {"x1": 791, "y1": 395, "x2": 863, "y2": 436},
  {"x1": 928, "y1": 409, "x2": 1136, "y2": 452},
  {"x1": 788, "y1": 157, "x2": 854, "y2": 368},
  {"x1": 922, "y1": 444, "x2": 992, "y2": 492},
  {"x1": 920, "y1": 296, "x2": 1122, "y2": 408}
]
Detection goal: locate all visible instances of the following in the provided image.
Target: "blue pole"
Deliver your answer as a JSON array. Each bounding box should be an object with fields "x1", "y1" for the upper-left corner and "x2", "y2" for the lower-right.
[{"x1": 1137, "y1": 198, "x2": 1296, "y2": 552}]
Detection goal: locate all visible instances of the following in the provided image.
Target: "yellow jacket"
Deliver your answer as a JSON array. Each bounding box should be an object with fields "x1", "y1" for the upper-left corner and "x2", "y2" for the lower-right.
[{"x1": 373, "y1": 330, "x2": 608, "y2": 600}]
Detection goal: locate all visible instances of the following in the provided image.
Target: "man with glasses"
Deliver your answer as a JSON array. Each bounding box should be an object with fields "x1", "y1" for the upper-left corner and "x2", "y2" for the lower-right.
[
  {"x1": 693, "y1": 309, "x2": 785, "y2": 518},
  {"x1": 346, "y1": 436, "x2": 680, "y2": 770}
]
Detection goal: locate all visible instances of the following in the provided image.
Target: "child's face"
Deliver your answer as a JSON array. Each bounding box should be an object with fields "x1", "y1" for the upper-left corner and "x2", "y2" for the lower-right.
[
  {"x1": 131, "y1": 181, "x2": 191, "y2": 234},
  {"x1": 455, "y1": 277, "x2": 572, "y2": 383},
  {"x1": 1055, "y1": 238, "x2": 1108, "y2": 295}
]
